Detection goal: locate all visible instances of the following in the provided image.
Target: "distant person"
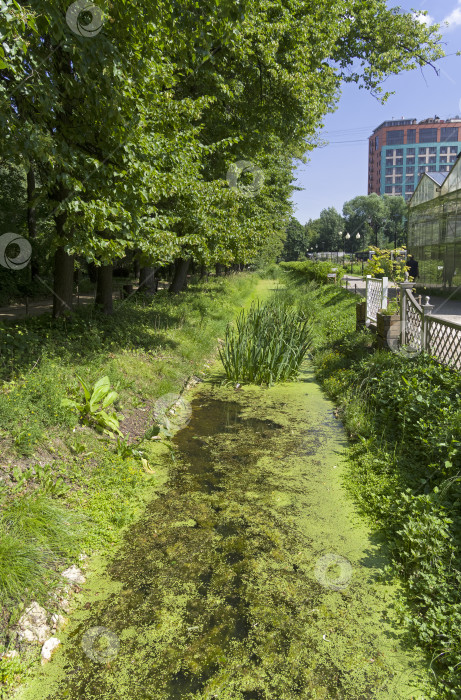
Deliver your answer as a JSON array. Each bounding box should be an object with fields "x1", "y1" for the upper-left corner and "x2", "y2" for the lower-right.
[{"x1": 407, "y1": 255, "x2": 419, "y2": 281}]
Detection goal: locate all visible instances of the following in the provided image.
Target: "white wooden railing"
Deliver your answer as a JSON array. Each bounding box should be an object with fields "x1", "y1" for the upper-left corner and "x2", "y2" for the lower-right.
[
  {"x1": 365, "y1": 275, "x2": 388, "y2": 323},
  {"x1": 400, "y1": 274, "x2": 461, "y2": 370}
]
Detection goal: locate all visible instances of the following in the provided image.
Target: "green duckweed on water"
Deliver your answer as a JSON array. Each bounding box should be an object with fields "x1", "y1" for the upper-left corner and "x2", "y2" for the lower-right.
[{"x1": 18, "y1": 364, "x2": 431, "y2": 699}]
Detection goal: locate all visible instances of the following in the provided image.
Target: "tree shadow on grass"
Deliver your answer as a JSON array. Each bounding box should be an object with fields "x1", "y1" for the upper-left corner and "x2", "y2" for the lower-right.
[{"x1": 0, "y1": 300, "x2": 181, "y2": 381}]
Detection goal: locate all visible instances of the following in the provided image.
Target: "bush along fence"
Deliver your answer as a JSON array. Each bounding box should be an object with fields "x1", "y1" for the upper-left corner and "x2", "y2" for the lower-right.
[{"x1": 356, "y1": 272, "x2": 461, "y2": 370}]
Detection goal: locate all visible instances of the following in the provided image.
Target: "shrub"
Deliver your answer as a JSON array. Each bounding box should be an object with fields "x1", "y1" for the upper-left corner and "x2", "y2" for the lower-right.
[{"x1": 280, "y1": 260, "x2": 345, "y2": 284}]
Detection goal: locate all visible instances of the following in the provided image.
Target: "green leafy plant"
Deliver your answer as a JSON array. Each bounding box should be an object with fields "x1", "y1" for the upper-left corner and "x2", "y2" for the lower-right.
[
  {"x1": 378, "y1": 300, "x2": 400, "y2": 316},
  {"x1": 61, "y1": 375, "x2": 123, "y2": 437},
  {"x1": 365, "y1": 247, "x2": 409, "y2": 284},
  {"x1": 220, "y1": 299, "x2": 313, "y2": 385},
  {"x1": 280, "y1": 260, "x2": 345, "y2": 284}
]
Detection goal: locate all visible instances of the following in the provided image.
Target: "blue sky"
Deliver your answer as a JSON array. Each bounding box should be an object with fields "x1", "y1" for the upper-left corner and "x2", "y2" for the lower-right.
[{"x1": 291, "y1": 0, "x2": 461, "y2": 224}]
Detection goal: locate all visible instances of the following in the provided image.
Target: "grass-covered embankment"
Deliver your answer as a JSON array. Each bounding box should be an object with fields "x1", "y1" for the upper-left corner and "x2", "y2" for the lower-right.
[
  {"x1": 0, "y1": 273, "x2": 259, "y2": 691},
  {"x1": 280, "y1": 271, "x2": 461, "y2": 698}
]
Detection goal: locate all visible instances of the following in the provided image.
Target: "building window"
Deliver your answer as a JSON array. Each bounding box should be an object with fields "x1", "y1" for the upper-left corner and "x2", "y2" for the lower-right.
[
  {"x1": 418, "y1": 147, "x2": 427, "y2": 154},
  {"x1": 418, "y1": 165, "x2": 426, "y2": 173},
  {"x1": 407, "y1": 129, "x2": 416, "y2": 143},
  {"x1": 450, "y1": 155, "x2": 457, "y2": 163},
  {"x1": 419, "y1": 128, "x2": 438, "y2": 143},
  {"x1": 395, "y1": 176, "x2": 403, "y2": 184},
  {"x1": 406, "y1": 166, "x2": 415, "y2": 174},
  {"x1": 406, "y1": 148, "x2": 415, "y2": 156},
  {"x1": 385, "y1": 185, "x2": 392, "y2": 193},
  {"x1": 386, "y1": 129, "x2": 404, "y2": 145},
  {"x1": 441, "y1": 126, "x2": 459, "y2": 142},
  {"x1": 385, "y1": 167, "x2": 393, "y2": 175},
  {"x1": 406, "y1": 184, "x2": 414, "y2": 192},
  {"x1": 375, "y1": 136, "x2": 379, "y2": 149},
  {"x1": 428, "y1": 165, "x2": 436, "y2": 172},
  {"x1": 429, "y1": 147, "x2": 437, "y2": 154},
  {"x1": 429, "y1": 156, "x2": 436, "y2": 164},
  {"x1": 440, "y1": 146, "x2": 448, "y2": 154},
  {"x1": 395, "y1": 148, "x2": 404, "y2": 156},
  {"x1": 418, "y1": 156, "x2": 426, "y2": 163},
  {"x1": 440, "y1": 156, "x2": 448, "y2": 163},
  {"x1": 394, "y1": 185, "x2": 403, "y2": 193},
  {"x1": 449, "y1": 146, "x2": 458, "y2": 153},
  {"x1": 395, "y1": 158, "x2": 403, "y2": 166},
  {"x1": 395, "y1": 167, "x2": 403, "y2": 175}
]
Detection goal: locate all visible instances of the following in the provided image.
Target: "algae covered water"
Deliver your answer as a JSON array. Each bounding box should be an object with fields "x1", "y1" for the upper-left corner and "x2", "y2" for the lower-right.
[{"x1": 20, "y1": 367, "x2": 430, "y2": 699}]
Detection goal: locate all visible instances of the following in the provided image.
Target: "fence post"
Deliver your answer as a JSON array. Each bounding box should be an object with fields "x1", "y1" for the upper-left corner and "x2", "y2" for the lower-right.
[
  {"x1": 365, "y1": 275, "x2": 371, "y2": 322},
  {"x1": 381, "y1": 277, "x2": 388, "y2": 311},
  {"x1": 400, "y1": 272, "x2": 413, "y2": 346},
  {"x1": 421, "y1": 295, "x2": 434, "y2": 353}
]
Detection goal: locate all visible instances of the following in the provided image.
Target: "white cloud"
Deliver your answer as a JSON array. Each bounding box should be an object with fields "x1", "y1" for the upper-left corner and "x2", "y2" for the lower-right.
[
  {"x1": 412, "y1": 11, "x2": 434, "y2": 27},
  {"x1": 443, "y1": 1, "x2": 461, "y2": 29}
]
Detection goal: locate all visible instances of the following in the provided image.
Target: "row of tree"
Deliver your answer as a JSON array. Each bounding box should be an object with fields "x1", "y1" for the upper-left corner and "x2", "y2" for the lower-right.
[
  {"x1": 0, "y1": 1, "x2": 441, "y2": 314},
  {"x1": 282, "y1": 194, "x2": 409, "y2": 261}
]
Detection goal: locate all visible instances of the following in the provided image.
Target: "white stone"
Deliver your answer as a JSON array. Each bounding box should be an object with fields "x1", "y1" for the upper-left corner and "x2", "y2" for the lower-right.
[
  {"x1": 2, "y1": 650, "x2": 19, "y2": 659},
  {"x1": 41, "y1": 637, "x2": 61, "y2": 664},
  {"x1": 17, "y1": 602, "x2": 50, "y2": 644},
  {"x1": 61, "y1": 565, "x2": 86, "y2": 585}
]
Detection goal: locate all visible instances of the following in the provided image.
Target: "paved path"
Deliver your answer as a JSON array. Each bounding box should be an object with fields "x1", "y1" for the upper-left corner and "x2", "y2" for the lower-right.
[
  {"x1": 0, "y1": 294, "x2": 97, "y2": 321},
  {"x1": 0, "y1": 283, "x2": 168, "y2": 322}
]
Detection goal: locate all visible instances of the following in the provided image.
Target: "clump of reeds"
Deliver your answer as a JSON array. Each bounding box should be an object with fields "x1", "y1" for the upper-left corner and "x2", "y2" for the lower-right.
[{"x1": 219, "y1": 299, "x2": 312, "y2": 385}]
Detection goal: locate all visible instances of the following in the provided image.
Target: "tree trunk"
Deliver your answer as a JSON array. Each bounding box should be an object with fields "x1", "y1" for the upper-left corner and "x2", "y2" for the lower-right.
[
  {"x1": 139, "y1": 266, "x2": 158, "y2": 293},
  {"x1": 53, "y1": 247, "x2": 74, "y2": 318},
  {"x1": 26, "y1": 166, "x2": 39, "y2": 279},
  {"x1": 87, "y1": 261, "x2": 98, "y2": 283},
  {"x1": 169, "y1": 258, "x2": 191, "y2": 293},
  {"x1": 199, "y1": 264, "x2": 208, "y2": 279},
  {"x1": 95, "y1": 264, "x2": 113, "y2": 314},
  {"x1": 133, "y1": 255, "x2": 140, "y2": 280}
]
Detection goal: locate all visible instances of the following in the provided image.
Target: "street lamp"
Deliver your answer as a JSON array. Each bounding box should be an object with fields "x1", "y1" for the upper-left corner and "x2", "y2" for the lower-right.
[
  {"x1": 345, "y1": 233, "x2": 350, "y2": 268},
  {"x1": 353, "y1": 232, "x2": 361, "y2": 273}
]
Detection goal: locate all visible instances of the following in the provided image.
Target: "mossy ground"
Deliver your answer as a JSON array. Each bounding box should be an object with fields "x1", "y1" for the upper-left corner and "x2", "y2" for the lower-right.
[{"x1": 18, "y1": 359, "x2": 432, "y2": 699}]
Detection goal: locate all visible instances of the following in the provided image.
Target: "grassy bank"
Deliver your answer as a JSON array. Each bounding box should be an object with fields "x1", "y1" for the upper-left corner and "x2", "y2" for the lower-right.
[
  {"x1": 0, "y1": 273, "x2": 259, "y2": 694},
  {"x1": 279, "y1": 272, "x2": 461, "y2": 698}
]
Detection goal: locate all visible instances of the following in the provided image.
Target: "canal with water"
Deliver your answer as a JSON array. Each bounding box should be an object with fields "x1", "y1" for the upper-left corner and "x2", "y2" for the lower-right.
[{"x1": 20, "y1": 361, "x2": 430, "y2": 699}]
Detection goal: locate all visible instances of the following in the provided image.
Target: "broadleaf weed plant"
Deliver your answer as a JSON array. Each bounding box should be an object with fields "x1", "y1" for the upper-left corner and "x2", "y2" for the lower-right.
[{"x1": 61, "y1": 375, "x2": 123, "y2": 437}]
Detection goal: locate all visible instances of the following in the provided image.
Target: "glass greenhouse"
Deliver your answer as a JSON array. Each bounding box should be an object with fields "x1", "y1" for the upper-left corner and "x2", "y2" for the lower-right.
[{"x1": 408, "y1": 154, "x2": 461, "y2": 287}]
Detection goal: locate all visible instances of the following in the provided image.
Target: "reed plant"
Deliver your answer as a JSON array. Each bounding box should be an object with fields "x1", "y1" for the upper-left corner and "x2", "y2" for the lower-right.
[{"x1": 219, "y1": 299, "x2": 312, "y2": 385}]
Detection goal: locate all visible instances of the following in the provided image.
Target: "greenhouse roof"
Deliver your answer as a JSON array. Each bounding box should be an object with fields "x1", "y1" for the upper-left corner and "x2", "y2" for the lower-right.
[
  {"x1": 427, "y1": 172, "x2": 448, "y2": 186},
  {"x1": 409, "y1": 172, "x2": 446, "y2": 207}
]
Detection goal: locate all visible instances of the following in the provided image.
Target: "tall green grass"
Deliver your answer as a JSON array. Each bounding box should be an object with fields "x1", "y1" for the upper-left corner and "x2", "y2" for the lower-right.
[
  {"x1": 0, "y1": 493, "x2": 83, "y2": 602},
  {"x1": 219, "y1": 299, "x2": 312, "y2": 385}
]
